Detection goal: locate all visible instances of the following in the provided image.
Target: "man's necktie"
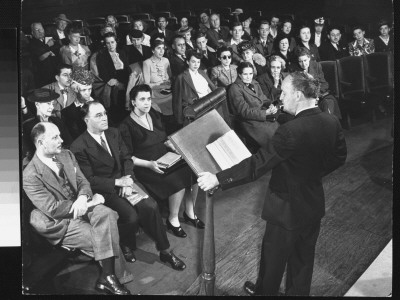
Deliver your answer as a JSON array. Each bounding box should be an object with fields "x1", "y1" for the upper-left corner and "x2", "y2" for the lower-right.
[
  {"x1": 100, "y1": 136, "x2": 109, "y2": 154},
  {"x1": 52, "y1": 157, "x2": 65, "y2": 178},
  {"x1": 60, "y1": 89, "x2": 67, "y2": 95}
]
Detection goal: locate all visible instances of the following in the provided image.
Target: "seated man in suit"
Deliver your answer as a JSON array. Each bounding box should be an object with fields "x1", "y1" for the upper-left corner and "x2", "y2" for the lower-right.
[
  {"x1": 149, "y1": 16, "x2": 174, "y2": 46},
  {"x1": 206, "y1": 13, "x2": 230, "y2": 50},
  {"x1": 61, "y1": 69, "x2": 95, "y2": 140},
  {"x1": 123, "y1": 29, "x2": 152, "y2": 65},
  {"x1": 170, "y1": 35, "x2": 188, "y2": 80},
  {"x1": 290, "y1": 47, "x2": 342, "y2": 119},
  {"x1": 70, "y1": 101, "x2": 186, "y2": 271},
  {"x1": 28, "y1": 22, "x2": 59, "y2": 87},
  {"x1": 195, "y1": 32, "x2": 218, "y2": 73},
  {"x1": 226, "y1": 22, "x2": 246, "y2": 65},
  {"x1": 319, "y1": 25, "x2": 349, "y2": 61},
  {"x1": 42, "y1": 63, "x2": 77, "y2": 118},
  {"x1": 45, "y1": 14, "x2": 72, "y2": 52},
  {"x1": 23, "y1": 122, "x2": 132, "y2": 295},
  {"x1": 253, "y1": 20, "x2": 274, "y2": 58}
]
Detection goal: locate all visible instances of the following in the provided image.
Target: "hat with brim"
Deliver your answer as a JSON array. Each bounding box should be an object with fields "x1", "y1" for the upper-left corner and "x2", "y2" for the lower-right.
[
  {"x1": 314, "y1": 17, "x2": 325, "y2": 26},
  {"x1": 231, "y1": 8, "x2": 243, "y2": 15},
  {"x1": 177, "y1": 27, "x2": 193, "y2": 35},
  {"x1": 54, "y1": 14, "x2": 72, "y2": 24},
  {"x1": 237, "y1": 40, "x2": 256, "y2": 54},
  {"x1": 130, "y1": 29, "x2": 144, "y2": 39},
  {"x1": 239, "y1": 12, "x2": 252, "y2": 23},
  {"x1": 27, "y1": 88, "x2": 60, "y2": 103}
]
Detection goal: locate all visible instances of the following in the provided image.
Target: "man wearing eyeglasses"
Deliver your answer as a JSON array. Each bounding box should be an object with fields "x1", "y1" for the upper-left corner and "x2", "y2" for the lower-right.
[
  {"x1": 319, "y1": 25, "x2": 349, "y2": 61},
  {"x1": 70, "y1": 101, "x2": 187, "y2": 271}
]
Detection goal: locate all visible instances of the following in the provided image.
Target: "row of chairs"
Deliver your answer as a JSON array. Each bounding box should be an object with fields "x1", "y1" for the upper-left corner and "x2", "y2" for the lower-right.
[{"x1": 320, "y1": 51, "x2": 393, "y2": 128}]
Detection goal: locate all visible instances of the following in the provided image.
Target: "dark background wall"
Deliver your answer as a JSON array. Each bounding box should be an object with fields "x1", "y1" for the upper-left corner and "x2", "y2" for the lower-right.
[{"x1": 21, "y1": 0, "x2": 393, "y2": 30}]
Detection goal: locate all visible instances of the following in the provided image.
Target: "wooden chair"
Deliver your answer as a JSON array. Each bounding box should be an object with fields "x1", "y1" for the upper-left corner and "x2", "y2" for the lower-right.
[
  {"x1": 131, "y1": 13, "x2": 151, "y2": 20},
  {"x1": 363, "y1": 52, "x2": 394, "y2": 98},
  {"x1": 71, "y1": 20, "x2": 84, "y2": 29},
  {"x1": 85, "y1": 17, "x2": 105, "y2": 26},
  {"x1": 115, "y1": 15, "x2": 130, "y2": 23}
]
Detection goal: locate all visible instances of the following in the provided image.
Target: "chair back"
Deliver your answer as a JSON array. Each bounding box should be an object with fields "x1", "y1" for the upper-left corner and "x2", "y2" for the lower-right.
[
  {"x1": 320, "y1": 60, "x2": 339, "y2": 99},
  {"x1": 115, "y1": 15, "x2": 130, "y2": 23},
  {"x1": 131, "y1": 13, "x2": 151, "y2": 20},
  {"x1": 363, "y1": 52, "x2": 394, "y2": 93},
  {"x1": 336, "y1": 56, "x2": 366, "y2": 101},
  {"x1": 86, "y1": 17, "x2": 105, "y2": 26}
]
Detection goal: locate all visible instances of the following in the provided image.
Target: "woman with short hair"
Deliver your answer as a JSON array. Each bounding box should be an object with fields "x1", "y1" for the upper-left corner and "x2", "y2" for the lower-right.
[
  {"x1": 59, "y1": 27, "x2": 91, "y2": 71},
  {"x1": 272, "y1": 34, "x2": 294, "y2": 72},
  {"x1": 293, "y1": 24, "x2": 321, "y2": 61},
  {"x1": 257, "y1": 55, "x2": 287, "y2": 103}
]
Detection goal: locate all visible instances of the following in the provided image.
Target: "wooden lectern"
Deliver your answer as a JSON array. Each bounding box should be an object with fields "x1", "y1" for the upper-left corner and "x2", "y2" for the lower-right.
[{"x1": 168, "y1": 88, "x2": 231, "y2": 295}]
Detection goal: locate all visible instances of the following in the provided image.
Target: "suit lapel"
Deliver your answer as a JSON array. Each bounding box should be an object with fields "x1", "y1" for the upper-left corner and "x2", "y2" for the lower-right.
[
  {"x1": 104, "y1": 129, "x2": 120, "y2": 168},
  {"x1": 182, "y1": 70, "x2": 197, "y2": 95},
  {"x1": 83, "y1": 131, "x2": 116, "y2": 168}
]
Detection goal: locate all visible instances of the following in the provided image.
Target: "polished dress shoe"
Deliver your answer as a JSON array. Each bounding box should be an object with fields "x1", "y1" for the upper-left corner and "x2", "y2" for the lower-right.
[
  {"x1": 95, "y1": 274, "x2": 131, "y2": 295},
  {"x1": 121, "y1": 245, "x2": 136, "y2": 263},
  {"x1": 166, "y1": 219, "x2": 187, "y2": 238},
  {"x1": 243, "y1": 281, "x2": 258, "y2": 296},
  {"x1": 183, "y1": 211, "x2": 205, "y2": 229},
  {"x1": 160, "y1": 251, "x2": 186, "y2": 271}
]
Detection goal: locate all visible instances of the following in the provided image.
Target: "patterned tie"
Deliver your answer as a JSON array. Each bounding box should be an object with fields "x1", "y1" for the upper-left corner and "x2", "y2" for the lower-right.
[
  {"x1": 100, "y1": 136, "x2": 110, "y2": 154},
  {"x1": 60, "y1": 89, "x2": 67, "y2": 95},
  {"x1": 52, "y1": 157, "x2": 65, "y2": 178}
]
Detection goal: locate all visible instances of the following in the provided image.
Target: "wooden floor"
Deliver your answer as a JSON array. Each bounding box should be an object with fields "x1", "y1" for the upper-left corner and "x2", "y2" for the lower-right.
[{"x1": 39, "y1": 111, "x2": 393, "y2": 296}]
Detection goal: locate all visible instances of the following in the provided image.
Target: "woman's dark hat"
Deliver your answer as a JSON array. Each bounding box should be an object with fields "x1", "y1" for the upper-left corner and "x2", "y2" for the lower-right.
[
  {"x1": 237, "y1": 40, "x2": 256, "y2": 54},
  {"x1": 130, "y1": 29, "x2": 144, "y2": 39},
  {"x1": 27, "y1": 88, "x2": 60, "y2": 103},
  {"x1": 54, "y1": 14, "x2": 72, "y2": 24},
  {"x1": 177, "y1": 27, "x2": 193, "y2": 35}
]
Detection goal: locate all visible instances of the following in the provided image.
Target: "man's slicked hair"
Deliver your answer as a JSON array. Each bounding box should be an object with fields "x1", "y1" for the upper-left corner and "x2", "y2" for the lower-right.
[
  {"x1": 288, "y1": 71, "x2": 320, "y2": 99},
  {"x1": 30, "y1": 122, "x2": 47, "y2": 146},
  {"x1": 80, "y1": 101, "x2": 102, "y2": 120}
]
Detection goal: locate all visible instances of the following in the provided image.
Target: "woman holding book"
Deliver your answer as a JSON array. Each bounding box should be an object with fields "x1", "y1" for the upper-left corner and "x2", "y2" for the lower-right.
[
  {"x1": 228, "y1": 61, "x2": 279, "y2": 151},
  {"x1": 119, "y1": 84, "x2": 204, "y2": 238}
]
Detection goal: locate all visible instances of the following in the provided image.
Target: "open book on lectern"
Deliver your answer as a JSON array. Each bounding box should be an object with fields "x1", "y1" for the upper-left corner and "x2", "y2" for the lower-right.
[{"x1": 168, "y1": 109, "x2": 251, "y2": 176}]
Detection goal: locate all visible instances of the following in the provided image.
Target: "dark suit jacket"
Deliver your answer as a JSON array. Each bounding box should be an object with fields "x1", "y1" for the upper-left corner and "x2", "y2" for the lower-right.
[
  {"x1": 319, "y1": 41, "x2": 349, "y2": 61},
  {"x1": 61, "y1": 103, "x2": 87, "y2": 141},
  {"x1": 374, "y1": 36, "x2": 394, "y2": 53},
  {"x1": 172, "y1": 69, "x2": 216, "y2": 124},
  {"x1": 42, "y1": 81, "x2": 78, "y2": 118},
  {"x1": 149, "y1": 28, "x2": 174, "y2": 45},
  {"x1": 45, "y1": 26, "x2": 70, "y2": 53},
  {"x1": 96, "y1": 48, "x2": 130, "y2": 85},
  {"x1": 206, "y1": 26, "x2": 230, "y2": 50},
  {"x1": 256, "y1": 72, "x2": 288, "y2": 102},
  {"x1": 70, "y1": 127, "x2": 136, "y2": 195},
  {"x1": 169, "y1": 53, "x2": 188, "y2": 79},
  {"x1": 252, "y1": 37, "x2": 274, "y2": 58},
  {"x1": 23, "y1": 149, "x2": 92, "y2": 244},
  {"x1": 217, "y1": 107, "x2": 347, "y2": 230},
  {"x1": 225, "y1": 41, "x2": 243, "y2": 66},
  {"x1": 123, "y1": 44, "x2": 152, "y2": 65},
  {"x1": 200, "y1": 49, "x2": 219, "y2": 71}
]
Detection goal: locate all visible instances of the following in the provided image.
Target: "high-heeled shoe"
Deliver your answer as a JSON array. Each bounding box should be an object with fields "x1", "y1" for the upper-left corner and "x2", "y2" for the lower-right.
[
  {"x1": 166, "y1": 219, "x2": 187, "y2": 238},
  {"x1": 183, "y1": 211, "x2": 205, "y2": 229}
]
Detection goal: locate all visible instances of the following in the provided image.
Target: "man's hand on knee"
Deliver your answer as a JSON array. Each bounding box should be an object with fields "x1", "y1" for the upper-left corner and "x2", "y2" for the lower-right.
[{"x1": 70, "y1": 195, "x2": 89, "y2": 219}]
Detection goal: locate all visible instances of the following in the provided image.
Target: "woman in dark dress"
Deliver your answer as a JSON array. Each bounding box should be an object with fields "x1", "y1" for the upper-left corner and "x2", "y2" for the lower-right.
[
  {"x1": 272, "y1": 34, "x2": 294, "y2": 72},
  {"x1": 294, "y1": 24, "x2": 321, "y2": 62},
  {"x1": 119, "y1": 84, "x2": 204, "y2": 238}
]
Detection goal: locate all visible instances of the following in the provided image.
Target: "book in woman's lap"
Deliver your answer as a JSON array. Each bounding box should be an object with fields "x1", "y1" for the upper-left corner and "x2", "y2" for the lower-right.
[{"x1": 156, "y1": 152, "x2": 182, "y2": 169}]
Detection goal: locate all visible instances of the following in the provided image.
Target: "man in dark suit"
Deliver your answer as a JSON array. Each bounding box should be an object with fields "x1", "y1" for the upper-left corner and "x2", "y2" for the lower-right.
[
  {"x1": 45, "y1": 14, "x2": 72, "y2": 52},
  {"x1": 70, "y1": 101, "x2": 186, "y2": 271},
  {"x1": 28, "y1": 22, "x2": 59, "y2": 87},
  {"x1": 252, "y1": 20, "x2": 274, "y2": 58},
  {"x1": 23, "y1": 122, "x2": 132, "y2": 294},
  {"x1": 123, "y1": 29, "x2": 152, "y2": 65},
  {"x1": 149, "y1": 16, "x2": 174, "y2": 46},
  {"x1": 42, "y1": 63, "x2": 77, "y2": 118},
  {"x1": 226, "y1": 22, "x2": 246, "y2": 65},
  {"x1": 170, "y1": 35, "x2": 188, "y2": 80},
  {"x1": 205, "y1": 13, "x2": 230, "y2": 50},
  {"x1": 197, "y1": 71, "x2": 347, "y2": 296},
  {"x1": 319, "y1": 25, "x2": 349, "y2": 61},
  {"x1": 195, "y1": 33, "x2": 219, "y2": 72}
]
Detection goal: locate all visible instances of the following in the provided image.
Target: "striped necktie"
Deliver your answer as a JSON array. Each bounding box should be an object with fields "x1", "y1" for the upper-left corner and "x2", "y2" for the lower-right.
[
  {"x1": 100, "y1": 136, "x2": 110, "y2": 155},
  {"x1": 52, "y1": 157, "x2": 65, "y2": 178}
]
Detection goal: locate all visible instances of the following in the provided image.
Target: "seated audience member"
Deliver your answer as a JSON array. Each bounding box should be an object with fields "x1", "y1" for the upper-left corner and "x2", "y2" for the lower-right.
[
  {"x1": 269, "y1": 14, "x2": 280, "y2": 40},
  {"x1": 124, "y1": 29, "x2": 152, "y2": 65},
  {"x1": 240, "y1": 13, "x2": 256, "y2": 41},
  {"x1": 119, "y1": 84, "x2": 204, "y2": 238},
  {"x1": 42, "y1": 63, "x2": 77, "y2": 118},
  {"x1": 172, "y1": 50, "x2": 216, "y2": 125},
  {"x1": 170, "y1": 35, "x2": 188, "y2": 79},
  {"x1": 59, "y1": 27, "x2": 91, "y2": 71},
  {"x1": 257, "y1": 55, "x2": 288, "y2": 103},
  {"x1": 96, "y1": 32, "x2": 130, "y2": 122},
  {"x1": 311, "y1": 17, "x2": 328, "y2": 48},
  {"x1": 126, "y1": 19, "x2": 151, "y2": 47},
  {"x1": 195, "y1": 32, "x2": 219, "y2": 72},
  {"x1": 226, "y1": 22, "x2": 246, "y2": 65},
  {"x1": 143, "y1": 38, "x2": 173, "y2": 116},
  {"x1": 319, "y1": 25, "x2": 349, "y2": 61},
  {"x1": 206, "y1": 13, "x2": 230, "y2": 49},
  {"x1": 70, "y1": 101, "x2": 186, "y2": 270},
  {"x1": 23, "y1": 122, "x2": 133, "y2": 295},
  {"x1": 237, "y1": 40, "x2": 268, "y2": 77},
  {"x1": 290, "y1": 47, "x2": 342, "y2": 119},
  {"x1": 150, "y1": 16, "x2": 174, "y2": 46},
  {"x1": 176, "y1": 16, "x2": 190, "y2": 34},
  {"x1": 374, "y1": 19, "x2": 393, "y2": 53},
  {"x1": 45, "y1": 14, "x2": 72, "y2": 51},
  {"x1": 348, "y1": 25, "x2": 375, "y2": 56},
  {"x1": 272, "y1": 34, "x2": 294, "y2": 72},
  {"x1": 28, "y1": 22, "x2": 59, "y2": 87},
  {"x1": 198, "y1": 11, "x2": 211, "y2": 34},
  {"x1": 228, "y1": 61, "x2": 279, "y2": 149},
  {"x1": 90, "y1": 24, "x2": 116, "y2": 53},
  {"x1": 230, "y1": 8, "x2": 244, "y2": 23},
  {"x1": 280, "y1": 18, "x2": 297, "y2": 51},
  {"x1": 177, "y1": 26, "x2": 195, "y2": 51},
  {"x1": 253, "y1": 20, "x2": 274, "y2": 58},
  {"x1": 62, "y1": 69, "x2": 95, "y2": 140},
  {"x1": 294, "y1": 24, "x2": 321, "y2": 62},
  {"x1": 23, "y1": 89, "x2": 73, "y2": 160},
  {"x1": 210, "y1": 46, "x2": 238, "y2": 88},
  {"x1": 105, "y1": 15, "x2": 123, "y2": 43}
]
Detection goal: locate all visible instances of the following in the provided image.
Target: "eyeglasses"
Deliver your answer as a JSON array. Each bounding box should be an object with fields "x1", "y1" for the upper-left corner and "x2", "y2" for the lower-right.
[{"x1": 221, "y1": 55, "x2": 231, "y2": 60}]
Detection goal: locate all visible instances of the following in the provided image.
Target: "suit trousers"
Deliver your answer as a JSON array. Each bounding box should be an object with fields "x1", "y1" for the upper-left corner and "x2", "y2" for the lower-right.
[
  {"x1": 255, "y1": 220, "x2": 321, "y2": 296},
  {"x1": 103, "y1": 190, "x2": 170, "y2": 251},
  {"x1": 61, "y1": 204, "x2": 134, "y2": 284}
]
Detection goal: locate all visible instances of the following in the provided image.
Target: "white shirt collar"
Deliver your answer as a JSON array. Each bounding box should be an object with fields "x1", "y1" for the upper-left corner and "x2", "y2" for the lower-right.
[
  {"x1": 36, "y1": 152, "x2": 60, "y2": 175},
  {"x1": 295, "y1": 106, "x2": 317, "y2": 116},
  {"x1": 231, "y1": 38, "x2": 241, "y2": 45},
  {"x1": 87, "y1": 130, "x2": 112, "y2": 155}
]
